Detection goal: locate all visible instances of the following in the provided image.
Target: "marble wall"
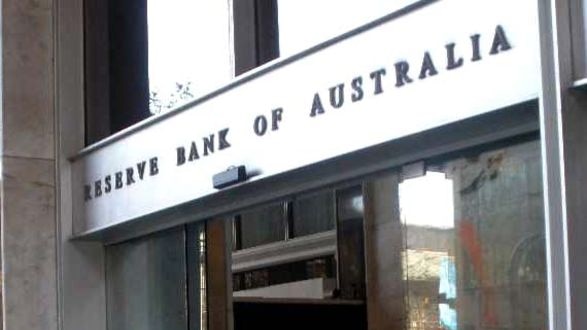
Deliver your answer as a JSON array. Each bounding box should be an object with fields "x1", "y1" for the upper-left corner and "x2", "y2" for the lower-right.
[
  {"x1": 1, "y1": 0, "x2": 58, "y2": 329},
  {"x1": 1, "y1": 0, "x2": 107, "y2": 329}
]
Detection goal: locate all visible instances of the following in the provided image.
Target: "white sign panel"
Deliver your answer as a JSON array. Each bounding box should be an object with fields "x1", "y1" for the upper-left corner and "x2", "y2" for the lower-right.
[{"x1": 73, "y1": 0, "x2": 540, "y2": 235}]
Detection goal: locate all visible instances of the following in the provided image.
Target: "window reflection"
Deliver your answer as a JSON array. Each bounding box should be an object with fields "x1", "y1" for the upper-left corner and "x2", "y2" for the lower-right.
[
  {"x1": 106, "y1": 228, "x2": 190, "y2": 330},
  {"x1": 277, "y1": 0, "x2": 418, "y2": 57},
  {"x1": 147, "y1": 0, "x2": 232, "y2": 114},
  {"x1": 226, "y1": 140, "x2": 546, "y2": 329},
  {"x1": 399, "y1": 141, "x2": 547, "y2": 330},
  {"x1": 293, "y1": 191, "x2": 335, "y2": 237},
  {"x1": 237, "y1": 202, "x2": 287, "y2": 249}
]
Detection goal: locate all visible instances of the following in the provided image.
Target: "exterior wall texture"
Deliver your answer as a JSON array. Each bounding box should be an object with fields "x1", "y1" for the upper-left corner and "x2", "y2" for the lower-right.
[{"x1": 1, "y1": 0, "x2": 58, "y2": 329}]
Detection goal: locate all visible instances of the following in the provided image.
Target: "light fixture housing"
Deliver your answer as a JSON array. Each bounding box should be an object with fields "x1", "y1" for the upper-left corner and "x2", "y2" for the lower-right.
[{"x1": 213, "y1": 165, "x2": 247, "y2": 189}]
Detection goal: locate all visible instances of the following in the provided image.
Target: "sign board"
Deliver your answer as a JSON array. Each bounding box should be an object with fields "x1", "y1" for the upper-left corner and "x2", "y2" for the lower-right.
[{"x1": 73, "y1": 0, "x2": 540, "y2": 236}]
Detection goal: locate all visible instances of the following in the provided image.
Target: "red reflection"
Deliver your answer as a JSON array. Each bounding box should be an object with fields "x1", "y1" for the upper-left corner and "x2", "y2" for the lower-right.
[{"x1": 458, "y1": 221, "x2": 498, "y2": 327}]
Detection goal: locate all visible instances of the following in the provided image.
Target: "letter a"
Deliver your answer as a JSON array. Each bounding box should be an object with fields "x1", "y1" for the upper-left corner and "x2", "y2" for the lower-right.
[
  {"x1": 489, "y1": 25, "x2": 512, "y2": 55},
  {"x1": 419, "y1": 52, "x2": 438, "y2": 79},
  {"x1": 310, "y1": 93, "x2": 325, "y2": 117}
]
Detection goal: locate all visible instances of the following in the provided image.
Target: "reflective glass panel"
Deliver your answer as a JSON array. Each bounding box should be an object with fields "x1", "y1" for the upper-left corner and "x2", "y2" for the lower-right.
[
  {"x1": 337, "y1": 186, "x2": 366, "y2": 300},
  {"x1": 106, "y1": 224, "x2": 208, "y2": 330},
  {"x1": 238, "y1": 202, "x2": 287, "y2": 249},
  {"x1": 292, "y1": 190, "x2": 335, "y2": 237},
  {"x1": 106, "y1": 228, "x2": 189, "y2": 330},
  {"x1": 147, "y1": 0, "x2": 232, "y2": 114},
  {"x1": 399, "y1": 141, "x2": 547, "y2": 329},
  {"x1": 277, "y1": 0, "x2": 418, "y2": 57}
]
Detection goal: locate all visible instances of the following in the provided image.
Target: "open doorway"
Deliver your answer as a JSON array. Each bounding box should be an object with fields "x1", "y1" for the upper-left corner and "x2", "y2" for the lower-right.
[
  {"x1": 226, "y1": 139, "x2": 547, "y2": 330},
  {"x1": 102, "y1": 139, "x2": 547, "y2": 330},
  {"x1": 230, "y1": 187, "x2": 368, "y2": 330}
]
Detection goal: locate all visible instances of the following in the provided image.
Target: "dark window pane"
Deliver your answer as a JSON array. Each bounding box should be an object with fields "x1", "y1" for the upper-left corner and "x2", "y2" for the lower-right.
[
  {"x1": 337, "y1": 186, "x2": 366, "y2": 300},
  {"x1": 292, "y1": 190, "x2": 335, "y2": 237},
  {"x1": 108, "y1": 0, "x2": 150, "y2": 132},
  {"x1": 233, "y1": 0, "x2": 280, "y2": 75},
  {"x1": 239, "y1": 202, "x2": 286, "y2": 249},
  {"x1": 106, "y1": 227, "x2": 188, "y2": 330}
]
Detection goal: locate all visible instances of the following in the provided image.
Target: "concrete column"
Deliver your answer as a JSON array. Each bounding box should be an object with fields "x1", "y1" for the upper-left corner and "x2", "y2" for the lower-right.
[
  {"x1": 56, "y1": 0, "x2": 106, "y2": 329},
  {"x1": 1, "y1": 0, "x2": 58, "y2": 329},
  {"x1": 538, "y1": 0, "x2": 587, "y2": 329},
  {"x1": 1, "y1": 1, "x2": 106, "y2": 329},
  {"x1": 363, "y1": 174, "x2": 407, "y2": 330}
]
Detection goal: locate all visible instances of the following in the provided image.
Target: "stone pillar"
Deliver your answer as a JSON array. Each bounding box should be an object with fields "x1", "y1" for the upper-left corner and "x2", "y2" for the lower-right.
[
  {"x1": 1, "y1": 0, "x2": 58, "y2": 329},
  {"x1": 56, "y1": 0, "x2": 107, "y2": 329},
  {"x1": 363, "y1": 174, "x2": 407, "y2": 330},
  {"x1": 206, "y1": 219, "x2": 234, "y2": 330},
  {"x1": 538, "y1": 0, "x2": 587, "y2": 329},
  {"x1": 1, "y1": 1, "x2": 107, "y2": 329}
]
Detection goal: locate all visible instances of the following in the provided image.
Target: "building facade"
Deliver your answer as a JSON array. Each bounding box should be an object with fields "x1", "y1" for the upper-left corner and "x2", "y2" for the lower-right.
[{"x1": 1, "y1": 0, "x2": 586, "y2": 329}]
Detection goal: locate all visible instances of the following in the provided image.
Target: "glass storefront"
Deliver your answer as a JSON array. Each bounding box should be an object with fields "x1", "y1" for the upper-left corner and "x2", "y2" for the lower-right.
[
  {"x1": 227, "y1": 139, "x2": 547, "y2": 329},
  {"x1": 400, "y1": 140, "x2": 546, "y2": 329},
  {"x1": 104, "y1": 139, "x2": 547, "y2": 330}
]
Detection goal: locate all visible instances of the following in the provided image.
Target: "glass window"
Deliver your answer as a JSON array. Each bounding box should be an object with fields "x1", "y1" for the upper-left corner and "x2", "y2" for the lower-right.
[
  {"x1": 277, "y1": 0, "x2": 419, "y2": 57},
  {"x1": 399, "y1": 140, "x2": 547, "y2": 329},
  {"x1": 106, "y1": 228, "x2": 189, "y2": 330},
  {"x1": 85, "y1": 0, "x2": 233, "y2": 143},
  {"x1": 106, "y1": 224, "x2": 207, "y2": 330},
  {"x1": 238, "y1": 202, "x2": 287, "y2": 249},
  {"x1": 337, "y1": 186, "x2": 366, "y2": 300},
  {"x1": 292, "y1": 191, "x2": 335, "y2": 237},
  {"x1": 148, "y1": 0, "x2": 232, "y2": 114}
]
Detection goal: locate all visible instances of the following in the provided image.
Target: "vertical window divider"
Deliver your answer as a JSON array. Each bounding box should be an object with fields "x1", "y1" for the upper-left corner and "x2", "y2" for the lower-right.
[
  {"x1": 184, "y1": 225, "x2": 193, "y2": 330},
  {"x1": 233, "y1": 215, "x2": 243, "y2": 251},
  {"x1": 186, "y1": 223, "x2": 208, "y2": 330},
  {"x1": 333, "y1": 188, "x2": 342, "y2": 293},
  {"x1": 284, "y1": 200, "x2": 294, "y2": 241}
]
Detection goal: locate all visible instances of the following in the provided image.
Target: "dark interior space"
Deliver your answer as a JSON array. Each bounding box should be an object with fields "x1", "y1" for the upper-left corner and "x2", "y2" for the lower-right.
[{"x1": 233, "y1": 300, "x2": 367, "y2": 330}]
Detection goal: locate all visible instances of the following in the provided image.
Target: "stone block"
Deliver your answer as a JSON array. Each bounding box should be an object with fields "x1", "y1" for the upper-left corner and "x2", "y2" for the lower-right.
[
  {"x1": 2, "y1": 156, "x2": 57, "y2": 330},
  {"x1": 2, "y1": 0, "x2": 54, "y2": 160}
]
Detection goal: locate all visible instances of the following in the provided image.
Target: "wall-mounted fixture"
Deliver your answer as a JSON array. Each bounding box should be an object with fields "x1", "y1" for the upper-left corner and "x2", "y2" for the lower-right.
[{"x1": 213, "y1": 166, "x2": 248, "y2": 189}]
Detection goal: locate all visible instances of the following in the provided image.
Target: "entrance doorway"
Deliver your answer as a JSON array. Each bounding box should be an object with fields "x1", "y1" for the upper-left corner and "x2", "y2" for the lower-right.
[
  {"x1": 230, "y1": 186, "x2": 368, "y2": 329},
  {"x1": 103, "y1": 139, "x2": 548, "y2": 330},
  {"x1": 228, "y1": 139, "x2": 548, "y2": 330}
]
